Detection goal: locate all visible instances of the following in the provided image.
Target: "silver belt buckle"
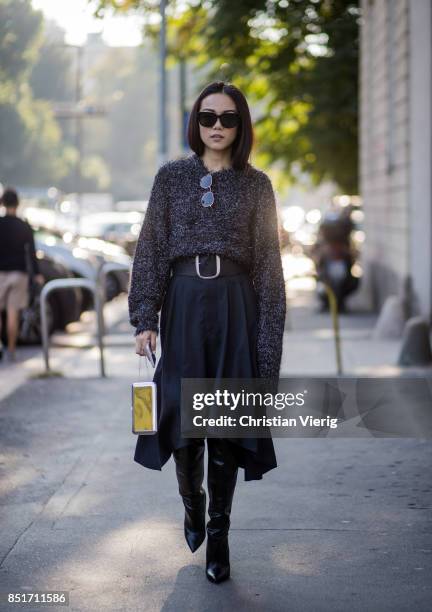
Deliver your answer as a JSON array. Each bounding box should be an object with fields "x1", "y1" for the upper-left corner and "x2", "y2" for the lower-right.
[{"x1": 195, "y1": 254, "x2": 220, "y2": 279}]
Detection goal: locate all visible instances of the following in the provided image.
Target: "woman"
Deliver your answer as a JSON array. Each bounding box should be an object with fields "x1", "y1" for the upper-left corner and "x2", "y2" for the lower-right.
[{"x1": 128, "y1": 81, "x2": 286, "y2": 583}]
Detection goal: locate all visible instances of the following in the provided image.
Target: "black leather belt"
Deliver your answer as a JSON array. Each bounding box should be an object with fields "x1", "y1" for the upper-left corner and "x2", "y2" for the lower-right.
[{"x1": 171, "y1": 254, "x2": 247, "y2": 278}]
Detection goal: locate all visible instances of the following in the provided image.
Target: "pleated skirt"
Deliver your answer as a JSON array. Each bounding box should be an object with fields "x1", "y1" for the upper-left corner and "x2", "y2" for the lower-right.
[{"x1": 133, "y1": 264, "x2": 278, "y2": 481}]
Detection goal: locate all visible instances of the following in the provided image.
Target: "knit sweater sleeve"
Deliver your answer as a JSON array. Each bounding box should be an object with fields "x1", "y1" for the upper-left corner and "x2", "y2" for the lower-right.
[
  {"x1": 250, "y1": 173, "x2": 286, "y2": 379},
  {"x1": 128, "y1": 164, "x2": 171, "y2": 336}
]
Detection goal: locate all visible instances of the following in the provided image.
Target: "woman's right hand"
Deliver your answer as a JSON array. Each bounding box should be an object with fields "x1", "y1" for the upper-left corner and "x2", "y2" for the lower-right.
[{"x1": 135, "y1": 330, "x2": 157, "y2": 356}]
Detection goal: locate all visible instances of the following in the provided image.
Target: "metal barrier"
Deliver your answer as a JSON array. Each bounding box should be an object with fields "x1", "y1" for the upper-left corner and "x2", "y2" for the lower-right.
[{"x1": 40, "y1": 261, "x2": 130, "y2": 378}]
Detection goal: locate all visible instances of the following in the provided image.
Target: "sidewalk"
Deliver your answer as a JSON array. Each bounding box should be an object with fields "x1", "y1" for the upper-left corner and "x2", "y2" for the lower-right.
[
  {"x1": 282, "y1": 281, "x2": 432, "y2": 377},
  {"x1": 0, "y1": 290, "x2": 431, "y2": 611}
]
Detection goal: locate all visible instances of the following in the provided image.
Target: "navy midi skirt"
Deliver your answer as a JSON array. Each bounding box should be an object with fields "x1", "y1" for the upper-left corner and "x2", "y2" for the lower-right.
[{"x1": 134, "y1": 263, "x2": 278, "y2": 481}]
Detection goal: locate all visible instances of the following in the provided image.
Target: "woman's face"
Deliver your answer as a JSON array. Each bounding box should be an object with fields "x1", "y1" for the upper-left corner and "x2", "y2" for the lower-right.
[{"x1": 198, "y1": 93, "x2": 239, "y2": 154}]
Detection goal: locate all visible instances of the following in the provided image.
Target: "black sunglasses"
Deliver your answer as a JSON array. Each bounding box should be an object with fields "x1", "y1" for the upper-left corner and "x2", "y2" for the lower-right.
[{"x1": 198, "y1": 111, "x2": 240, "y2": 129}]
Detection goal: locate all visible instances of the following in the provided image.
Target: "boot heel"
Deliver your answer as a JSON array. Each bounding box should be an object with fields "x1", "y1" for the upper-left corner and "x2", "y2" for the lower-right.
[{"x1": 206, "y1": 534, "x2": 230, "y2": 583}]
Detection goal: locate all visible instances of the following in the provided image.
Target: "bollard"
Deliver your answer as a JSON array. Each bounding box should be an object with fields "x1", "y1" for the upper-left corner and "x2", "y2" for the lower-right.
[
  {"x1": 397, "y1": 316, "x2": 432, "y2": 366},
  {"x1": 372, "y1": 295, "x2": 406, "y2": 339},
  {"x1": 324, "y1": 283, "x2": 343, "y2": 375}
]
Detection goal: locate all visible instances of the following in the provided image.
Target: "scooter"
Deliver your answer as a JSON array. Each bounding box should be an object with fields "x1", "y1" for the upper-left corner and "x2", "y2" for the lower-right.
[{"x1": 312, "y1": 212, "x2": 360, "y2": 312}]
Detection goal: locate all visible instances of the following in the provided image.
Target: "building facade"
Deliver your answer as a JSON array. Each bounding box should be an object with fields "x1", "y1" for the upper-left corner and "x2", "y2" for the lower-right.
[{"x1": 359, "y1": 0, "x2": 432, "y2": 321}]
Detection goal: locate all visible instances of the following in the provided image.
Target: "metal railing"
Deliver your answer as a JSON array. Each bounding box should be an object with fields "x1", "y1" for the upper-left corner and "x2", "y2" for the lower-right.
[{"x1": 40, "y1": 261, "x2": 130, "y2": 378}]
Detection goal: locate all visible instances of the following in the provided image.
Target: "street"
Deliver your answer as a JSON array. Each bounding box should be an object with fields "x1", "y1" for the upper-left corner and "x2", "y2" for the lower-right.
[{"x1": 1, "y1": 289, "x2": 431, "y2": 611}]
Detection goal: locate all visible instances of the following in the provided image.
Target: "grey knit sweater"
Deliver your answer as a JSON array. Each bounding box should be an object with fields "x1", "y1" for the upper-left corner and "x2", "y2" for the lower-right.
[{"x1": 128, "y1": 152, "x2": 286, "y2": 379}]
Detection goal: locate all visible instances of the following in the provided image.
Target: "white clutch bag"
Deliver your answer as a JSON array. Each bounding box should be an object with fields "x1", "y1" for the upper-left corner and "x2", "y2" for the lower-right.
[{"x1": 131, "y1": 347, "x2": 157, "y2": 435}]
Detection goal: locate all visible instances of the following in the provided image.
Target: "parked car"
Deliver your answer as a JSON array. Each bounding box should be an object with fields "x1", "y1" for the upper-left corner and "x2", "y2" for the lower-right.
[
  {"x1": 79, "y1": 211, "x2": 144, "y2": 256},
  {"x1": 1, "y1": 251, "x2": 82, "y2": 346},
  {"x1": 34, "y1": 228, "x2": 131, "y2": 310},
  {"x1": 2, "y1": 220, "x2": 132, "y2": 346}
]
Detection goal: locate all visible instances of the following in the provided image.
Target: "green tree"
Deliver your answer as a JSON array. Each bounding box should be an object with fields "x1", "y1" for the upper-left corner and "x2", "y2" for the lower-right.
[
  {"x1": 83, "y1": 44, "x2": 168, "y2": 199},
  {"x1": 0, "y1": 0, "x2": 75, "y2": 187},
  {"x1": 91, "y1": 0, "x2": 360, "y2": 193}
]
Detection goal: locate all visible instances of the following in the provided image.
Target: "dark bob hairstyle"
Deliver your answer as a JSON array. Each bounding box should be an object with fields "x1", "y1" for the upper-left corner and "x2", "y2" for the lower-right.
[{"x1": 187, "y1": 81, "x2": 254, "y2": 172}]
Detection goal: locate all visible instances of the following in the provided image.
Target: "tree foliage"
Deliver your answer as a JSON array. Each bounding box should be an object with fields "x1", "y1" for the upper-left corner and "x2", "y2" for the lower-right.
[
  {"x1": 0, "y1": 0, "x2": 75, "y2": 187},
  {"x1": 91, "y1": 0, "x2": 360, "y2": 193},
  {"x1": 83, "y1": 45, "x2": 164, "y2": 199}
]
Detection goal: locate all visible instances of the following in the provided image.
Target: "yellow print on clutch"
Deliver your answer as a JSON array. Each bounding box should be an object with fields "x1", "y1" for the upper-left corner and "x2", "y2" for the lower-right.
[{"x1": 132, "y1": 383, "x2": 157, "y2": 434}]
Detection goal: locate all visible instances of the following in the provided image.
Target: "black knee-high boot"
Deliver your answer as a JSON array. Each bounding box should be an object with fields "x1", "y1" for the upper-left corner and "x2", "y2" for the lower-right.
[
  {"x1": 206, "y1": 438, "x2": 239, "y2": 584},
  {"x1": 172, "y1": 441, "x2": 206, "y2": 553}
]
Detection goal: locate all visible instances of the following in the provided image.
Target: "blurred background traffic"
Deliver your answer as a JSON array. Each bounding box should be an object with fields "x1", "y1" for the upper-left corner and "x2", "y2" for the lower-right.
[{"x1": 1, "y1": 0, "x2": 431, "y2": 366}]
